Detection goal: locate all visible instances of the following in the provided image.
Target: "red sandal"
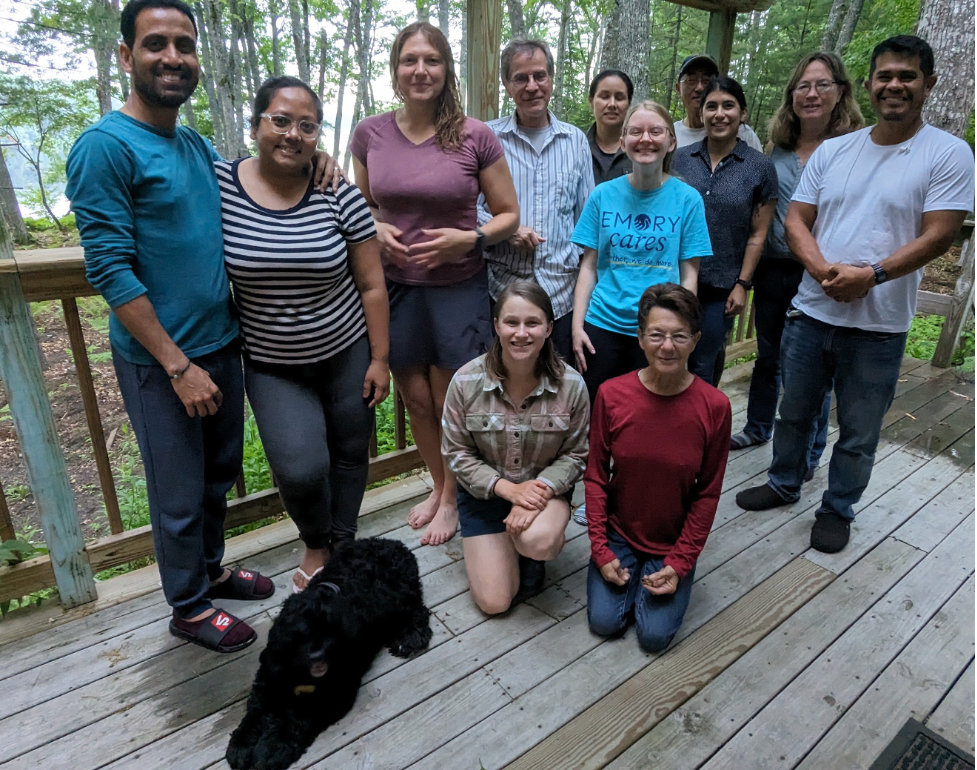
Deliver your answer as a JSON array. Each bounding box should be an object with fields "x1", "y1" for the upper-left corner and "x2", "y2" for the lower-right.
[
  {"x1": 207, "y1": 567, "x2": 275, "y2": 601},
  {"x1": 169, "y1": 609, "x2": 257, "y2": 653}
]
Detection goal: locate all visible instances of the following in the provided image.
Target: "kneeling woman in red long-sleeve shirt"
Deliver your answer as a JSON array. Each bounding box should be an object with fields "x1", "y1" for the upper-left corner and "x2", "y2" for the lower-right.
[{"x1": 586, "y1": 283, "x2": 731, "y2": 652}]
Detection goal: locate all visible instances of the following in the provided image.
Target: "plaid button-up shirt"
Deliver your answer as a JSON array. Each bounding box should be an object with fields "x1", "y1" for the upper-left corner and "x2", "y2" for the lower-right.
[{"x1": 441, "y1": 354, "x2": 590, "y2": 499}]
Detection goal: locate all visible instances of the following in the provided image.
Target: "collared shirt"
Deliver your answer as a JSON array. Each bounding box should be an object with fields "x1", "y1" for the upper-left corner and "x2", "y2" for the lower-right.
[
  {"x1": 441, "y1": 354, "x2": 590, "y2": 499},
  {"x1": 671, "y1": 139, "x2": 778, "y2": 290},
  {"x1": 586, "y1": 123, "x2": 632, "y2": 184},
  {"x1": 479, "y1": 111, "x2": 595, "y2": 319}
]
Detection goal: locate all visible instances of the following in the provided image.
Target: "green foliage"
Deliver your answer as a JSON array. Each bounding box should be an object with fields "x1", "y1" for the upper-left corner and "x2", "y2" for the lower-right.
[{"x1": 906, "y1": 313, "x2": 976, "y2": 369}]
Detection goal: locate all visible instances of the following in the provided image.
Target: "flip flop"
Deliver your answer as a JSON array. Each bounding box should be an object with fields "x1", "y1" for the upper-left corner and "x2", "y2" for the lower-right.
[
  {"x1": 169, "y1": 609, "x2": 257, "y2": 653},
  {"x1": 729, "y1": 432, "x2": 766, "y2": 451},
  {"x1": 292, "y1": 566, "x2": 324, "y2": 594},
  {"x1": 207, "y1": 567, "x2": 275, "y2": 601}
]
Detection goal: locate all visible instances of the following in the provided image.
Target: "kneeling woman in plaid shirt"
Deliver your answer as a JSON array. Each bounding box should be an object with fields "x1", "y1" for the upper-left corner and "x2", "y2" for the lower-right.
[{"x1": 441, "y1": 281, "x2": 590, "y2": 614}]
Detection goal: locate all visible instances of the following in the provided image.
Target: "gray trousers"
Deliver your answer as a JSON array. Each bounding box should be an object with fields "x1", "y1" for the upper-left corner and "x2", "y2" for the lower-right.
[{"x1": 244, "y1": 336, "x2": 375, "y2": 549}]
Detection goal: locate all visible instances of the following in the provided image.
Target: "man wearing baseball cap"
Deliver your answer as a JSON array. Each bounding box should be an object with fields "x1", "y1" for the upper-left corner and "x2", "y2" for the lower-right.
[{"x1": 673, "y1": 54, "x2": 763, "y2": 150}]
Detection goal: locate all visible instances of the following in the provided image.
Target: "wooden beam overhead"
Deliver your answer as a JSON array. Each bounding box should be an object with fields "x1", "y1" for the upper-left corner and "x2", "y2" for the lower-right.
[{"x1": 668, "y1": 0, "x2": 774, "y2": 13}]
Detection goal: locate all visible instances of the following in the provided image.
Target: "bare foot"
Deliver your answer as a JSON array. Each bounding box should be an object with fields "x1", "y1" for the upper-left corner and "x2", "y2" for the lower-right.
[
  {"x1": 293, "y1": 547, "x2": 330, "y2": 592},
  {"x1": 408, "y1": 489, "x2": 440, "y2": 529},
  {"x1": 421, "y1": 502, "x2": 458, "y2": 546}
]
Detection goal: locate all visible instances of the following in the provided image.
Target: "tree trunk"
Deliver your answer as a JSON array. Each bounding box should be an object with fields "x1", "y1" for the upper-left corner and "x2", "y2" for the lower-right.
[
  {"x1": 916, "y1": 0, "x2": 976, "y2": 137},
  {"x1": 821, "y1": 0, "x2": 847, "y2": 51},
  {"x1": 0, "y1": 148, "x2": 29, "y2": 245},
  {"x1": 613, "y1": 0, "x2": 650, "y2": 100},
  {"x1": 343, "y1": 92, "x2": 363, "y2": 172},
  {"x1": 270, "y1": 0, "x2": 283, "y2": 77},
  {"x1": 317, "y1": 30, "x2": 328, "y2": 98},
  {"x1": 183, "y1": 99, "x2": 198, "y2": 130},
  {"x1": 93, "y1": 44, "x2": 114, "y2": 116},
  {"x1": 229, "y1": 4, "x2": 247, "y2": 156},
  {"x1": 333, "y1": 2, "x2": 357, "y2": 158},
  {"x1": 460, "y1": 0, "x2": 468, "y2": 93},
  {"x1": 834, "y1": 0, "x2": 866, "y2": 53},
  {"x1": 664, "y1": 5, "x2": 682, "y2": 111},
  {"x1": 416, "y1": 0, "x2": 429, "y2": 22},
  {"x1": 288, "y1": 0, "x2": 311, "y2": 82},
  {"x1": 354, "y1": 0, "x2": 375, "y2": 116},
  {"x1": 505, "y1": 0, "x2": 525, "y2": 38},
  {"x1": 600, "y1": 0, "x2": 621, "y2": 70},
  {"x1": 437, "y1": 0, "x2": 450, "y2": 31},
  {"x1": 243, "y1": 15, "x2": 263, "y2": 92},
  {"x1": 552, "y1": 0, "x2": 571, "y2": 118}
]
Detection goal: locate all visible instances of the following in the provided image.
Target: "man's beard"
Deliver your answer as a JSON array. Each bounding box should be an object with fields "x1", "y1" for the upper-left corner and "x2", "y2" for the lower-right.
[{"x1": 132, "y1": 64, "x2": 198, "y2": 108}]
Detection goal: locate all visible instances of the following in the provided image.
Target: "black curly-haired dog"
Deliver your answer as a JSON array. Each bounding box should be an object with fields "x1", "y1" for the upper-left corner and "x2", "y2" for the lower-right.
[{"x1": 226, "y1": 537, "x2": 432, "y2": 770}]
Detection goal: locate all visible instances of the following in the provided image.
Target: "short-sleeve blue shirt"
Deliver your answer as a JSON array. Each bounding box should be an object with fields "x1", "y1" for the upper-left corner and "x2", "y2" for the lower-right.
[{"x1": 571, "y1": 175, "x2": 712, "y2": 336}]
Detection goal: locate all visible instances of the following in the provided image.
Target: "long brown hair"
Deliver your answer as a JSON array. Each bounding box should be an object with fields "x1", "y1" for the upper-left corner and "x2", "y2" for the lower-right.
[
  {"x1": 390, "y1": 22, "x2": 466, "y2": 151},
  {"x1": 767, "y1": 51, "x2": 864, "y2": 151},
  {"x1": 486, "y1": 281, "x2": 566, "y2": 384}
]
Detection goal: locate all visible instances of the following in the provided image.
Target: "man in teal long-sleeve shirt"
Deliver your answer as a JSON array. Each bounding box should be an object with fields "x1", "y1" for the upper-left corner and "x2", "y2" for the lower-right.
[{"x1": 65, "y1": 0, "x2": 273, "y2": 653}]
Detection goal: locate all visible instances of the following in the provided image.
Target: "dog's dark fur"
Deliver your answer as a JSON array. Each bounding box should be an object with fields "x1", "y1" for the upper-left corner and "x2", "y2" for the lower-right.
[{"x1": 226, "y1": 538, "x2": 432, "y2": 770}]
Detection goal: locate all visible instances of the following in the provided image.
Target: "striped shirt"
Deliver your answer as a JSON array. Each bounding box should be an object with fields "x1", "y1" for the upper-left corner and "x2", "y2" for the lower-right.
[
  {"x1": 441, "y1": 354, "x2": 590, "y2": 499},
  {"x1": 479, "y1": 112, "x2": 595, "y2": 319},
  {"x1": 216, "y1": 159, "x2": 376, "y2": 364}
]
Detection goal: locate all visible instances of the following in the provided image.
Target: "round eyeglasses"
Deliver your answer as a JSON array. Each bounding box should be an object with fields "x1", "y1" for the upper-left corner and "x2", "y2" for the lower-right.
[{"x1": 260, "y1": 113, "x2": 321, "y2": 138}]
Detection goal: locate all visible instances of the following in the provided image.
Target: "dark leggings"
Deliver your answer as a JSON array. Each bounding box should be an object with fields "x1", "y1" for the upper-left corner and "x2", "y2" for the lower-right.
[
  {"x1": 244, "y1": 336, "x2": 375, "y2": 549},
  {"x1": 580, "y1": 322, "x2": 647, "y2": 406}
]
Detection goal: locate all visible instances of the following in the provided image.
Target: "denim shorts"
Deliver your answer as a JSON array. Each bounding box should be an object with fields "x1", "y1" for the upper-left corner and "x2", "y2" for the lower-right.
[{"x1": 457, "y1": 486, "x2": 573, "y2": 538}]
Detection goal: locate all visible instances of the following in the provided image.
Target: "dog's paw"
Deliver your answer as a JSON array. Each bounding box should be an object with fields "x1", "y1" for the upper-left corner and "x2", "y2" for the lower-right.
[
  {"x1": 253, "y1": 732, "x2": 307, "y2": 770},
  {"x1": 225, "y1": 739, "x2": 254, "y2": 770},
  {"x1": 389, "y1": 625, "x2": 432, "y2": 658}
]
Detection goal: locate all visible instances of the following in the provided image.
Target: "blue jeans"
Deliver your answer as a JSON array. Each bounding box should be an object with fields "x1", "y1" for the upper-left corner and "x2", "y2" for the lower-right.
[
  {"x1": 745, "y1": 260, "x2": 830, "y2": 466},
  {"x1": 113, "y1": 342, "x2": 244, "y2": 619},
  {"x1": 688, "y1": 287, "x2": 735, "y2": 386},
  {"x1": 244, "y1": 336, "x2": 374, "y2": 549},
  {"x1": 768, "y1": 311, "x2": 907, "y2": 520},
  {"x1": 587, "y1": 527, "x2": 695, "y2": 653}
]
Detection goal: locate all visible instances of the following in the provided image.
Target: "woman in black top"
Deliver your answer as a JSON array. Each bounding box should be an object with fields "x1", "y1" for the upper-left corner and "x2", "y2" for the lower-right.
[
  {"x1": 671, "y1": 76, "x2": 778, "y2": 386},
  {"x1": 586, "y1": 70, "x2": 634, "y2": 185}
]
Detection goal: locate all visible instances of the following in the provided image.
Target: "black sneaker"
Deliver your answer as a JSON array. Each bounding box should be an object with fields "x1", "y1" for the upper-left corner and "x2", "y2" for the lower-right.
[
  {"x1": 515, "y1": 555, "x2": 546, "y2": 601},
  {"x1": 804, "y1": 465, "x2": 818, "y2": 483},
  {"x1": 810, "y1": 511, "x2": 851, "y2": 553},
  {"x1": 735, "y1": 484, "x2": 789, "y2": 511}
]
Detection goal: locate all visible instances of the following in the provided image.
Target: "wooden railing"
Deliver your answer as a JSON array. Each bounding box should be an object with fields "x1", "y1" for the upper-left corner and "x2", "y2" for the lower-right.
[{"x1": 0, "y1": 241, "x2": 422, "y2": 607}]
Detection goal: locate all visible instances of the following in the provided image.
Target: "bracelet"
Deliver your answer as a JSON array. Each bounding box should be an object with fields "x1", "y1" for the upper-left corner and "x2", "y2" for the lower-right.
[
  {"x1": 735, "y1": 278, "x2": 754, "y2": 291},
  {"x1": 170, "y1": 360, "x2": 192, "y2": 380}
]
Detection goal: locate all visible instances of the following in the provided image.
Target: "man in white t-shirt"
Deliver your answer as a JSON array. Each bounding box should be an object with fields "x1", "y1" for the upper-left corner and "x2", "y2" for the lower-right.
[
  {"x1": 672, "y1": 54, "x2": 763, "y2": 151},
  {"x1": 735, "y1": 35, "x2": 974, "y2": 553}
]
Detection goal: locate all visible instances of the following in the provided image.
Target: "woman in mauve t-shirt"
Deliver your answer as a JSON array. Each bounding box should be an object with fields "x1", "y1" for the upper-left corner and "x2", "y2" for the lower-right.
[{"x1": 351, "y1": 22, "x2": 519, "y2": 547}]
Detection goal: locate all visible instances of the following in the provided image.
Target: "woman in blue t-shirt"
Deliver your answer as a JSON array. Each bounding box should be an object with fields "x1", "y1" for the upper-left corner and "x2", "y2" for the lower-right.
[{"x1": 571, "y1": 100, "x2": 712, "y2": 406}]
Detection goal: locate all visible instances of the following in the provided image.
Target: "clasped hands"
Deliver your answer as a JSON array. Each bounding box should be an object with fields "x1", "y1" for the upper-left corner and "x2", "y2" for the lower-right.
[
  {"x1": 375, "y1": 222, "x2": 476, "y2": 270},
  {"x1": 599, "y1": 558, "x2": 679, "y2": 596},
  {"x1": 816, "y1": 262, "x2": 876, "y2": 303},
  {"x1": 495, "y1": 478, "x2": 553, "y2": 536}
]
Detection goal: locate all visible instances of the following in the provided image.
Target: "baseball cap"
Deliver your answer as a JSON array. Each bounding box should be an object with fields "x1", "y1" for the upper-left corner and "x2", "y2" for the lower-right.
[{"x1": 678, "y1": 54, "x2": 719, "y2": 80}]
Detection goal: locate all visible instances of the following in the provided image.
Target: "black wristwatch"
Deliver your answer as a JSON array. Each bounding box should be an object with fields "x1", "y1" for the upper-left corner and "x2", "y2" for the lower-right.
[
  {"x1": 474, "y1": 227, "x2": 486, "y2": 253},
  {"x1": 735, "y1": 277, "x2": 753, "y2": 291},
  {"x1": 871, "y1": 263, "x2": 889, "y2": 285}
]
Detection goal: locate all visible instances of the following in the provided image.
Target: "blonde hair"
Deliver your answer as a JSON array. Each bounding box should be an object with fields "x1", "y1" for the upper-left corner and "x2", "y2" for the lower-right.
[
  {"x1": 767, "y1": 51, "x2": 865, "y2": 151},
  {"x1": 622, "y1": 100, "x2": 677, "y2": 173},
  {"x1": 390, "y1": 22, "x2": 466, "y2": 151}
]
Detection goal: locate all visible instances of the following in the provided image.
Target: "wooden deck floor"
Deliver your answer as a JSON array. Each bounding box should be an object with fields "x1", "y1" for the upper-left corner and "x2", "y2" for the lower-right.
[{"x1": 0, "y1": 358, "x2": 973, "y2": 770}]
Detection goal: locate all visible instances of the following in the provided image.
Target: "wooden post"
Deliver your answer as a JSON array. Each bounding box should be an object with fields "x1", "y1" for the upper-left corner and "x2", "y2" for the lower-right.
[
  {"x1": 706, "y1": 9, "x2": 736, "y2": 75},
  {"x1": 0, "y1": 222, "x2": 97, "y2": 607},
  {"x1": 61, "y1": 297, "x2": 123, "y2": 535},
  {"x1": 0, "y1": 479, "x2": 14, "y2": 542},
  {"x1": 932, "y1": 234, "x2": 975, "y2": 368},
  {"x1": 466, "y1": 0, "x2": 503, "y2": 121}
]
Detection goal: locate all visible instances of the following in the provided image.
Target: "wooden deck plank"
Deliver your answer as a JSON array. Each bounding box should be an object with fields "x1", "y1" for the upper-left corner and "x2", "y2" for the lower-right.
[
  {"x1": 699, "y1": 513, "x2": 975, "y2": 770},
  {"x1": 607, "y1": 537, "x2": 923, "y2": 770},
  {"x1": 87, "y1": 603, "x2": 553, "y2": 770},
  {"x1": 796, "y1": 576, "x2": 975, "y2": 770},
  {"x1": 926, "y1": 659, "x2": 976, "y2": 755},
  {"x1": 406, "y1": 496, "x2": 823, "y2": 770},
  {"x1": 504, "y1": 559, "x2": 834, "y2": 770},
  {"x1": 892, "y1": 466, "x2": 976, "y2": 552},
  {"x1": 311, "y1": 670, "x2": 513, "y2": 769}
]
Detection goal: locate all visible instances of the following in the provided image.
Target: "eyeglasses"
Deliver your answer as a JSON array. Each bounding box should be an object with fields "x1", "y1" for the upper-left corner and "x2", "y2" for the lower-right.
[
  {"x1": 626, "y1": 126, "x2": 669, "y2": 139},
  {"x1": 260, "y1": 113, "x2": 321, "y2": 138},
  {"x1": 679, "y1": 75, "x2": 712, "y2": 87},
  {"x1": 794, "y1": 80, "x2": 837, "y2": 94},
  {"x1": 642, "y1": 331, "x2": 694, "y2": 346},
  {"x1": 510, "y1": 70, "x2": 550, "y2": 86}
]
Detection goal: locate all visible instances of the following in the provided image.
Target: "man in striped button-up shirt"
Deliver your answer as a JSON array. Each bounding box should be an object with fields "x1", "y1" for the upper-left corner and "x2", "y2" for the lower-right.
[{"x1": 478, "y1": 39, "x2": 595, "y2": 362}]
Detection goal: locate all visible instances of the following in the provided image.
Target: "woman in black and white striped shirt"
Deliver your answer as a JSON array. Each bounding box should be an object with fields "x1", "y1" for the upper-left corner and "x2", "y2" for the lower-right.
[{"x1": 217, "y1": 76, "x2": 389, "y2": 593}]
